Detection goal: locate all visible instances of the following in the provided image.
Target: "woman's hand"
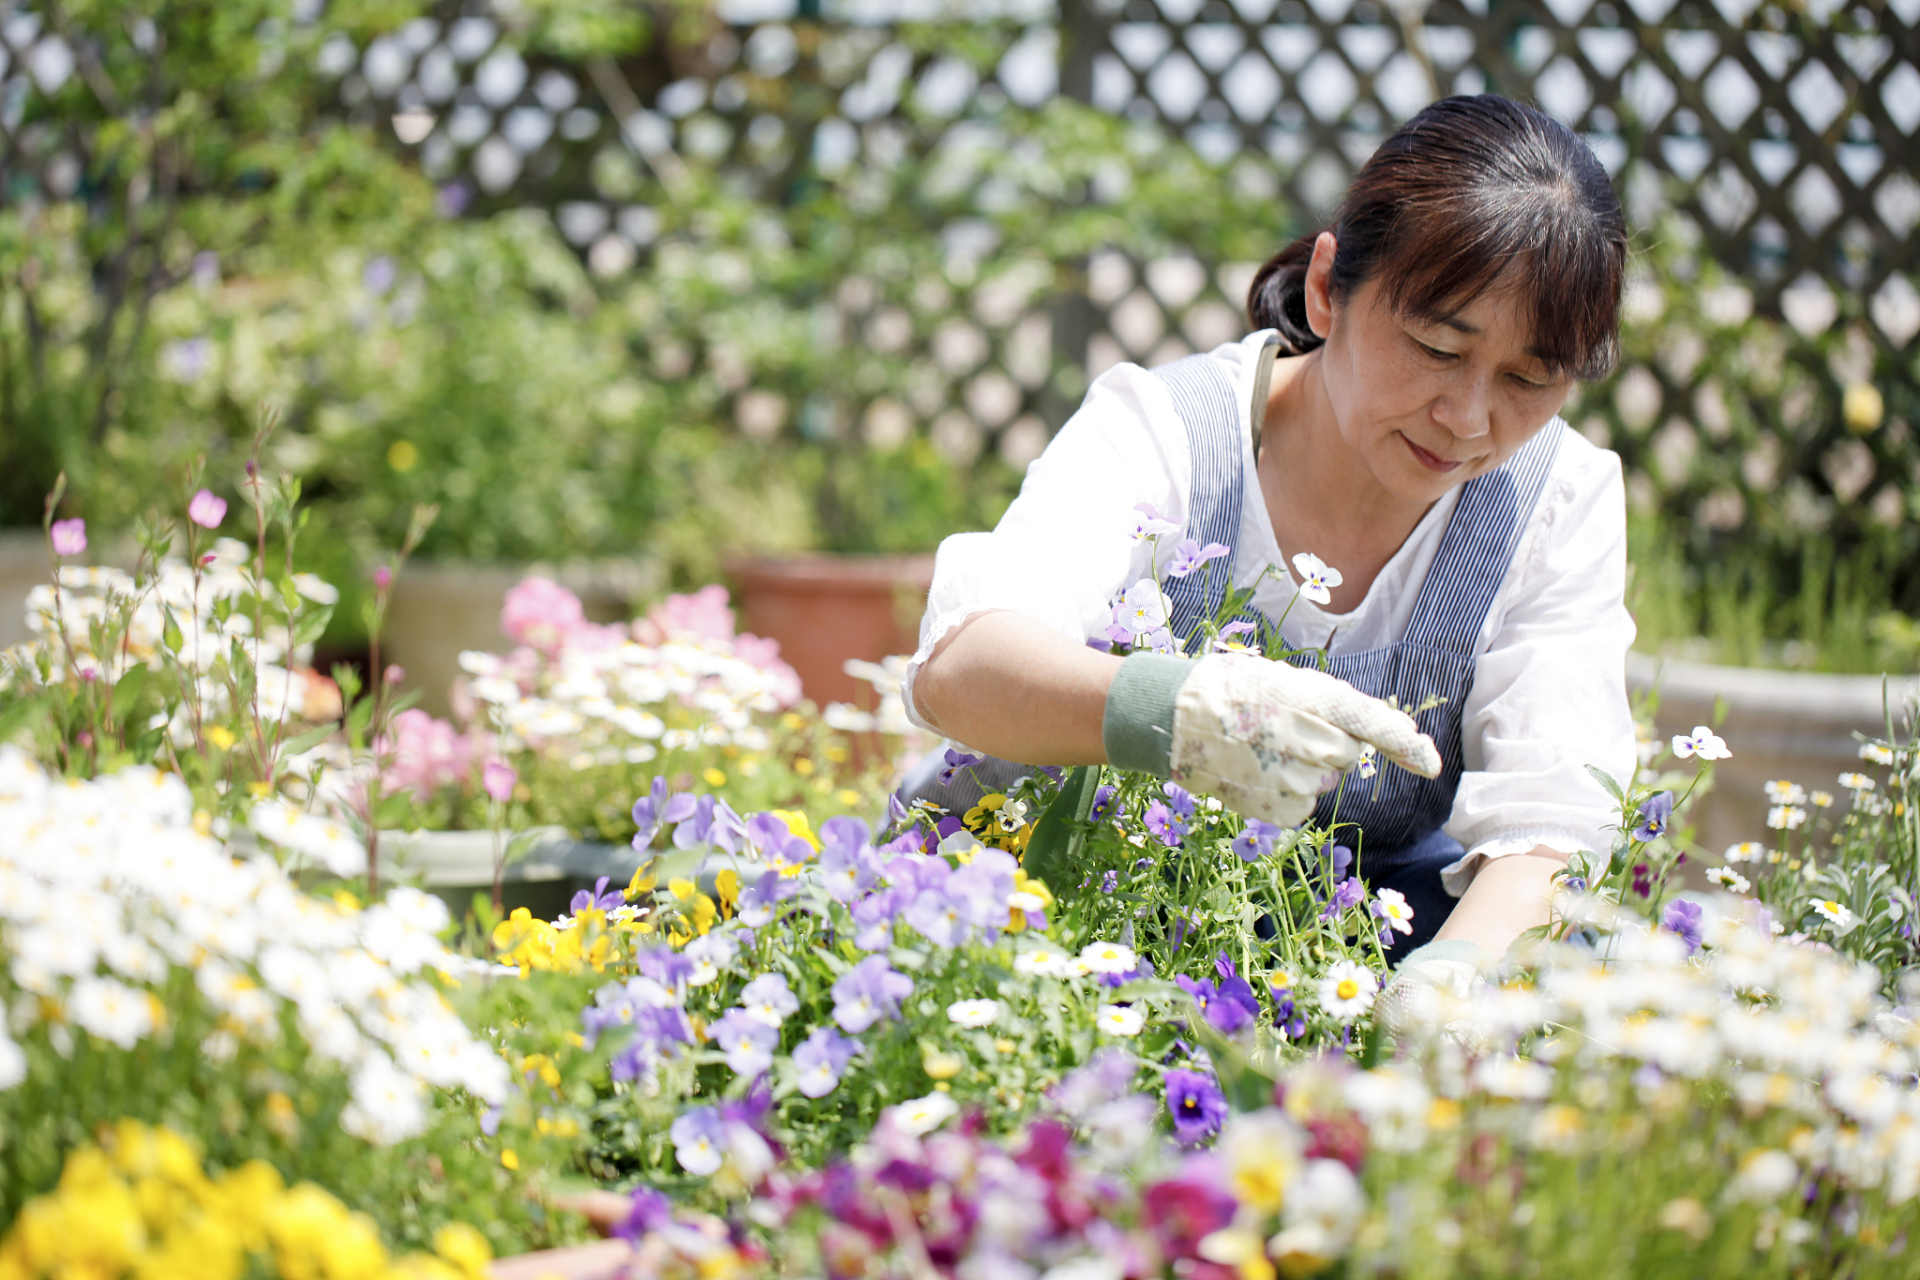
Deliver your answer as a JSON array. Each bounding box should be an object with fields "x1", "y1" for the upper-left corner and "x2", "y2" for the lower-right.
[{"x1": 1169, "y1": 652, "x2": 1441, "y2": 827}]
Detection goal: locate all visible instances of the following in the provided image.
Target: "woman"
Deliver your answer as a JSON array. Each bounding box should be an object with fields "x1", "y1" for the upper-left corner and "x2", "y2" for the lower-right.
[{"x1": 902, "y1": 96, "x2": 1638, "y2": 994}]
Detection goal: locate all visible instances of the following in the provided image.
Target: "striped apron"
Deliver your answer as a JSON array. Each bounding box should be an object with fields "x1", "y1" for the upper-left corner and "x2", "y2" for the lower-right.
[{"x1": 904, "y1": 342, "x2": 1563, "y2": 949}]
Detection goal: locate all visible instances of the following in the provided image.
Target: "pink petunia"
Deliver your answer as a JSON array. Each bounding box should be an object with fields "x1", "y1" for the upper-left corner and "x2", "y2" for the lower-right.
[
  {"x1": 380, "y1": 708, "x2": 473, "y2": 800},
  {"x1": 500, "y1": 576, "x2": 585, "y2": 654},
  {"x1": 49, "y1": 519, "x2": 86, "y2": 557},
  {"x1": 187, "y1": 489, "x2": 227, "y2": 529}
]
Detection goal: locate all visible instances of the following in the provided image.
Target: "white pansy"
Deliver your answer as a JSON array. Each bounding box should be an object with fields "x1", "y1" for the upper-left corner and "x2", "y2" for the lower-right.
[
  {"x1": 1671, "y1": 725, "x2": 1731, "y2": 761},
  {"x1": 1289, "y1": 552, "x2": 1343, "y2": 605}
]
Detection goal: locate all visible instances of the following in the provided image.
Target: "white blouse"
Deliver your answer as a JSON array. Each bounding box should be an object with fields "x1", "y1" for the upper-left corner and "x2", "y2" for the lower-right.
[{"x1": 903, "y1": 330, "x2": 1640, "y2": 896}]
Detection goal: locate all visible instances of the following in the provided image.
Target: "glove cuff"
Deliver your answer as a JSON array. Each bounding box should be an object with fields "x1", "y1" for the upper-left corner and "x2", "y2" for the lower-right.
[
  {"x1": 1394, "y1": 939, "x2": 1495, "y2": 973},
  {"x1": 1101, "y1": 652, "x2": 1196, "y2": 778}
]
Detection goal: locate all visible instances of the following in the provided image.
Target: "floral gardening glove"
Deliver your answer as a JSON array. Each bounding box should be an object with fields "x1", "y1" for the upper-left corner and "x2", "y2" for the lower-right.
[
  {"x1": 1375, "y1": 939, "x2": 1495, "y2": 1045},
  {"x1": 1101, "y1": 651, "x2": 1442, "y2": 829}
]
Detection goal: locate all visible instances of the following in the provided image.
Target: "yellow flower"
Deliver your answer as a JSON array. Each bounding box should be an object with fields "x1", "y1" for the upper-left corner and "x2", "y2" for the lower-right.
[
  {"x1": 626, "y1": 861, "x2": 658, "y2": 900},
  {"x1": 1007, "y1": 871, "x2": 1053, "y2": 933},
  {"x1": 433, "y1": 1223, "x2": 493, "y2": 1278},
  {"x1": 204, "y1": 725, "x2": 236, "y2": 751},
  {"x1": 703, "y1": 767, "x2": 728, "y2": 787},
  {"x1": 923, "y1": 1049, "x2": 966, "y2": 1080},
  {"x1": 499, "y1": 1149, "x2": 520, "y2": 1171},
  {"x1": 715, "y1": 868, "x2": 740, "y2": 920},
  {"x1": 771, "y1": 809, "x2": 821, "y2": 850},
  {"x1": 1843, "y1": 382, "x2": 1884, "y2": 433}
]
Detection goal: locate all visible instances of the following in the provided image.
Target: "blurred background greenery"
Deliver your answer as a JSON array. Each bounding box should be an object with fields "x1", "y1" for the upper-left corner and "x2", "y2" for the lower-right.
[{"x1": 1, "y1": 0, "x2": 1915, "y2": 671}]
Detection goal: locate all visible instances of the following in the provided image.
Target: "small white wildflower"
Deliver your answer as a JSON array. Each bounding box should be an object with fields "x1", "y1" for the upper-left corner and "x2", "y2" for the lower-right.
[
  {"x1": 1811, "y1": 900, "x2": 1855, "y2": 930},
  {"x1": 893, "y1": 1091, "x2": 960, "y2": 1136},
  {"x1": 1763, "y1": 780, "x2": 1806, "y2": 805},
  {"x1": 1724, "y1": 841, "x2": 1765, "y2": 864},
  {"x1": 1766, "y1": 805, "x2": 1806, "y2": 831},
  {"x1": 947, "y1": 999, "x2": 1001, "y2": 1028},
  {"x1": 1706, "y1": 866, "x2": 1751, "y2": 893},
  {"x1": 1858, "y1": 743, "x2": 1894, "y2": 765},
  {"x1": 1315, "y1": 960, "x2": 1378, "y2": 1022},
  {"x1": 1096, "y1": 1004, "x2": 1145, "y2": 1036},
  {"x1": 1078, "y1": 940, "x2": 1139, "y2": 975},
  {"x1": 1837, "y1": 772, "x2": 1875, "y2": 792}
]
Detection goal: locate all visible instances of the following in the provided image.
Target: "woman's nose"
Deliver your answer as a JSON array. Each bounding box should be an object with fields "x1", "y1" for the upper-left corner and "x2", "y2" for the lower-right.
[{"x1": 1431, "y1": 371, "x2": 1493, "y2": 440}]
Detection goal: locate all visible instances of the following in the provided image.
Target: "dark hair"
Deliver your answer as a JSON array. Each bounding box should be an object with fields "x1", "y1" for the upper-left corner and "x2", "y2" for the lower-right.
[{"x1": 1247, "y1": 95, "x2": 1627, "y2": 381}]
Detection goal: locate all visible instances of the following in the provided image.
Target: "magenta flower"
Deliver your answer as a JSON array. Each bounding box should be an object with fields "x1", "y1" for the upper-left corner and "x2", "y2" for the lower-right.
[
  {"x1": 482, "y1": 758, "x2": 517, "y2": 802},
  {"x1": 373, "y1": 565, "x2": 393, "y2": 591},
  {"x1": 187, "y1": 489, "x2": 227, "y2": 529},
  {"x1": 49, "y1": 519, "x2": 86, "y2": 558}
]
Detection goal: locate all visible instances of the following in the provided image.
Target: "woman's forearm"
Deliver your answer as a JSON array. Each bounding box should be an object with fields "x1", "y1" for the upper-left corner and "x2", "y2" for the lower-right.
[
  {"x1": 911, "y1": 611, "x2": 1123, "y2": 764},
  {"x1": 1431, "y1": 846, "x2": 1566, "y2": 955}
]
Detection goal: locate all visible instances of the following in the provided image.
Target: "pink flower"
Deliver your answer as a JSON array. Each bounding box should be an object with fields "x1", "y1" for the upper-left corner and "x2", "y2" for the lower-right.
[
  {"x1": 373, "y1": 565, "x2": 393, "y2": 591},
  {"x1": 187, "y1": 489, "x2": 227, "y2": 529},
  {"x1": 380, "y1": 708, "x2": 473, "y2": 800},
  {"x1": 643, "y1": 584, "x2": 736, "y2": 644},
  {"x1": 482, "y1": 758, "x2": 518, "y2": 803},
  {"x1": 732, "y1": 633, "x2": 803, "y2": 708},
  {"x1": 501, "y1": 576, "x2": 584, "y2": 655},
  {"x1": 49, "y1": 519, "x2": 86, "y2": 557}
]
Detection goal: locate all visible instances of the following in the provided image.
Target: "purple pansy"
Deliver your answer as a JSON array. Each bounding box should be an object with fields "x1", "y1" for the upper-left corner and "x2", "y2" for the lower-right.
[
  {"x1": 1144, "y1": 801, "x2": 1186, "y2": 848},
  {"x1": 1663, "y1": 898, "x2": 1705, "y2": 953},
  {"x1": 830, "y1": 955, "x2": 914, "y2": 1033},
  {"x1": 1164, "y1": 1068, "x2": 1229, "y2": 1146},
  {"x1": 1633, "y1": 791, "x2": 1675, "y2": 842},
  {"x1": 1322, "y1": 842, "x2": 1354, "y2": 877},
  {"x1": 1321, "y1": 875, "x2": 1366, "y2": 920},
  {"x1": 708, "y1": 1008, "x2": 780, "y2": 1077},
  {"x1": 1211, "y1": 619, "x2": 1260, "y2": 652},
  {"x1": 1231, "y1": 818, "x2": 1285, "y2": 863},
  {"x1": 632, "y1": 777, "x2": 698, "y2": 850},
  {"x1": 1090, "y1": 785, "x2": 1127, "y2": 824},
  {"x1": 792, "y1": 1025, "x2": 861, "y2": 1098},
  {"x1": 1165, "y1": 538, "x2": 1232, "y2": 579},
  {"x1": 937, "y1": 748, "x2": 984, "y2": 787},
  {"x1": 673, "y1": 794, "x2": 747, "y2": 853},
  {"x1": 568, "y1": 875, "x2": 625, "y2": 916}
]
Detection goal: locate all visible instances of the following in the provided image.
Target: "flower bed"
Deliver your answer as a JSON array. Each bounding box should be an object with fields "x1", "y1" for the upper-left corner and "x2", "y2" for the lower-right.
[{"x1": 2, "y1": 477, "x2": 1918, "y2": 1277}]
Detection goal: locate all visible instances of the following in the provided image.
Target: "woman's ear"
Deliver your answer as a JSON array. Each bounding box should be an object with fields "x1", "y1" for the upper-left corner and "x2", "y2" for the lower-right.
[{"x1": 1303, "y1": 231, "x2": 1338, "y2": 340}]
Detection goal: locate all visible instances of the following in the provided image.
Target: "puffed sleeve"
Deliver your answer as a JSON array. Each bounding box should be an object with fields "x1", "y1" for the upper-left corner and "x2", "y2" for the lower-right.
[
  {"x1": 1440, "y1": 434, "x2": 1639, "y2": 895},
  {"x1": 901, "y1": 364, "x2": 1189, "y2": 731}
]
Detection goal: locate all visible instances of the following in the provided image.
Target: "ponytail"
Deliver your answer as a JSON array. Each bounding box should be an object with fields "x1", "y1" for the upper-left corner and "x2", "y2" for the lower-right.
[{"x1": 1245, "y1": 236, "x2": 1324, "y2": 353}]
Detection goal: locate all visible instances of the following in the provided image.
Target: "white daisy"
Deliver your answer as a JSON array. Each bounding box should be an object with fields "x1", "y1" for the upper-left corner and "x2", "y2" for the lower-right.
[
  {"x1": 893, "y1": 1091, "x2": 959, "y2": 1137},
  {"x1": 1837, "y1": 772, "x2": 1875, "y2": 792},
  {"x1": 1706, "y1": 866, "x2": 1751, "y2": 894},
  {"x1": 946, "y1": 999, "x2": 1001, "y2": 1028},
  {"x1": 1763, "y1": 780, "x2": 1806, "y2": 805},
  {"x1": 1858, "y1": 743, "x2": 1894, "y2": 765},
  {"x1": 1812, "y1": 900, "x2": 1855, "y2": 930},
  {"x1": 1014, "y1": 946, "x2": 1072, "y2": 977},
  {"x1": 1096, "y1": 1004, "x2": 1145, "y2": 1036},
  {"x1": 1723, "y1": 842, "x2": 1765, "y2": 863},
  {"x1": 1766, "y1": 805, "x2": 1806, "y2": 831},
  {"x1": 1078, "y1": 940, "x2": 1139, "y2": 975},
  {"x1": 1316, "y1": 960, "x2": 1378, "y2": 1022}
]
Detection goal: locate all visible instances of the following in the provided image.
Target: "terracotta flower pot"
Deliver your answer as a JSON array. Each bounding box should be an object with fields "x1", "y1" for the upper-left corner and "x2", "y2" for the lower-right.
[{"x1": 727, "y1": 553, "x2": 935, "y2": 707}]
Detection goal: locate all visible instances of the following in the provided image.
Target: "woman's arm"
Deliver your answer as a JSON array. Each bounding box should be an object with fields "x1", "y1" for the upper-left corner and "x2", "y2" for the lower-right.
[
  {"x1": 911, "y1": 610, "x2": 1123, "y2": 764},
  {"x1": 1432, "y1": 845, "x2": 1566, "y2": 954}
]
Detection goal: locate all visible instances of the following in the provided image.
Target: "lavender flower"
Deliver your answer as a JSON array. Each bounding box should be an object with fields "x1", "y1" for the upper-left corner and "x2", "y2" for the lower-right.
[
  {"x1": 738, "y1": 972, "x2": 799, "y2": 1027},
  {"x1": 670, "y1": 1107, "x2": 729, "y2": 1175},
  {"x1": 819, "y1": 816, "x2": 879, "y2": 902},
  {"x1": 1089, "y1": 785, "x2": 1127, "y2": 824},
  {"x1": 1231, "y1": 818, "x2": 1284, "y2": 863},
  {"x1": 1099, "y1": 869, "x2": 1120, "y2": 894},
  {"x1": 1129, "y1": 502, "x2": 1179, "y2": 541},
  {"x1": 1211, "y1": 619, "x2": 1260, "y2": 652},
  {"x1": 1663, "y1": 898, "x2": 1705, "y2": 953},
  {"x1": 708, "y1": 1008, "x2": 779, "y2": 1076},
  {"x1": 1633, "y1": 791, "x2": 1675, "y2": 842},
  {"x1": 830, "y1": 955, "x2": 913, "y2": 1033},
  {"x1": 1322, "y1": 842, "x2": 1354, "y2": 877},
  {"x1": 615, "y1": 1187, "x2": 674, "y2": 1242},
  {"x1": 673, "y1": 794, "x2": 747, "y2": 853},
  {"x1": 1320, "y1": 876, "x2": 1366, "y2": 921},
  {"x1": 792, "y1": 1026, "x2": 861, "y2": 1098},
  {"x1": 938, "y1": 748, "x2": 984, "y2": 787},
  {"x1": 850, "y1": 886, "x2": 905, "y2": 950},
  {"x1": 747, "y1": 812, "x2": 814, "y2": 872},
  {"x1": 568, "y1": 875, "x2": 624, "y2": 917},
  {"x1": 1164, "y1": 1068, "x2": 1228, "y2": 1146},
  {"x1": 632, "y1": 777, "x2": 698, "y2": 850},
  {"x1": 736, "y1": 869, "x2": 797, "y2": 928},
  {"x1": 1165, "y1": 538, "x2": 1231, "y2": 578},
  {"x1": 1144, "y1": 801, "x2": 1186, "y2": 848}
]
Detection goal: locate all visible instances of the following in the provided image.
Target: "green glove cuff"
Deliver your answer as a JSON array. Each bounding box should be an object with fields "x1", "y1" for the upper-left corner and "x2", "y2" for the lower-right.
[
  {"x1": 1101, "y1": 652, "x2": 1198, "y2": 779},
  {"x1": 1396, "y1": 939, "x2": 1495, "y2": 973}
]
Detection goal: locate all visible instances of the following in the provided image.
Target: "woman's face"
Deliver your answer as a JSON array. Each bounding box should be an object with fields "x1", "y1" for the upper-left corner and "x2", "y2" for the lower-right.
[{"x1": 1305, "y1": 234, "x2": 1574, "y2": 505}]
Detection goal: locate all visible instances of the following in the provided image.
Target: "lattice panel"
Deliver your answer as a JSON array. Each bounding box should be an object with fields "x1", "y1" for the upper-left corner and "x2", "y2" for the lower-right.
[{"x1": 1, "y1": 0, "x2": 1915, "y2": 544}]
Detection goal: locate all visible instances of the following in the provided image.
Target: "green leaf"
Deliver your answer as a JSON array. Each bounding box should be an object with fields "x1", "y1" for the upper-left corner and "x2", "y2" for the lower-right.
[
  {"x1": 291, "y1": 603, "x2": 335, "y2": 650},
  {"x1": 162, "y1": 613, "x2": 184, "y2": 655},
  {"x1": 0, "y1": 693, "x2": 49, "y2": 745},
  {"x1": 278, "y1": 724, "x2": 335, "y2": 758},
  {"x1": 112, "y1": 663, "x2": 150, "y2": 712},
  {"x1": 1584, "y1": 764, "x2": 1626, "y2": 803},
  {"x1": 1022, "y1": 764, "x2": 1097, "y2": 891}
]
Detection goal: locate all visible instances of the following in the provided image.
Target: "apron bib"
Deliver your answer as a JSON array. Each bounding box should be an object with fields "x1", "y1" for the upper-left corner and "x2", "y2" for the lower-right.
[{"x1": 904, "y1": 339, "x2": 1563, "y2": 948}]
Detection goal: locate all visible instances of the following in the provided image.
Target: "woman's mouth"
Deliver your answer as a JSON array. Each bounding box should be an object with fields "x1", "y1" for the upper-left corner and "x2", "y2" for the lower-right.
[{"x1": 1401, "y1": 434, "x2": 1465, "y2": 473}]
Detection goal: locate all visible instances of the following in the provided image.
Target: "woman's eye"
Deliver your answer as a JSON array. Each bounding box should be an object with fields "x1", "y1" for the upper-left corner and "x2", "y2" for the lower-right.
[{"x1": 1415, "y1": 339, "x2": 1454, "y2": 361}]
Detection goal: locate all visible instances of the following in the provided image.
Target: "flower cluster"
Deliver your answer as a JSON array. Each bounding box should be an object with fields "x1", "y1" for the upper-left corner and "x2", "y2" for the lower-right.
[
  {"x1": 0, "y1": 1119, "x2": 494, "y2": 1280},
  {"x1": 0, "y1": 748, "x2": 507, "y2": 1145}
]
